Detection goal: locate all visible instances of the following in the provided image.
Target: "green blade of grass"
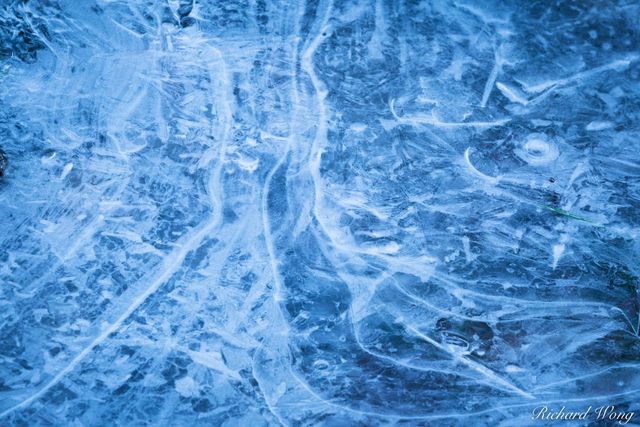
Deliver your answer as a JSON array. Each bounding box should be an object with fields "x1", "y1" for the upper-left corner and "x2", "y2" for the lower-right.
[{"x1": 539, "y1": 204, "x2": 603, "y2": 226}]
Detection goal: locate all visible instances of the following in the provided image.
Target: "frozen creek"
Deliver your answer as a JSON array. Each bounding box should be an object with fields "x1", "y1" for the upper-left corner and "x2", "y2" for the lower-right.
[{"x1": 1, "y1": 1, "x2": 639, "y2": 425}]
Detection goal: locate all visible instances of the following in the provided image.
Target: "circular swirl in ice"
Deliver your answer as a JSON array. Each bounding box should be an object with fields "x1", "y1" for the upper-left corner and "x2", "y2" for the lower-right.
[{"x1": 515, "y1": 134, "x2": 559, "y2": 166}]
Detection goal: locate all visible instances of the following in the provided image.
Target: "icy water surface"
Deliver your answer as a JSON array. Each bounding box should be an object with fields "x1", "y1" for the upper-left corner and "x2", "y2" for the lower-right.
[{"x1": 1, "y1": 1, "x2": 640, "y2": 426}]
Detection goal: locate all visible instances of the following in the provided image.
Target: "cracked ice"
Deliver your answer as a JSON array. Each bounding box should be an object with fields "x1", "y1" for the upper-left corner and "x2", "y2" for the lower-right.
[{"x1": 1, "y1": 0, "x2": 640, "y2": 426}]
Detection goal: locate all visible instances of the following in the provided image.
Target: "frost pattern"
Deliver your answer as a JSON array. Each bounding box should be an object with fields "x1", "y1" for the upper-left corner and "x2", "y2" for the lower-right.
[{"x1": 1, "y1": 0, "x2": 639, "y2": 426}]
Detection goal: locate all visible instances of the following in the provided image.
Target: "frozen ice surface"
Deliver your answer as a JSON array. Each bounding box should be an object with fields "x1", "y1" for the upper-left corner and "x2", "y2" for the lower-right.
[{"x1": 1, "y1": 0, "x2": 639, "y2": 425}]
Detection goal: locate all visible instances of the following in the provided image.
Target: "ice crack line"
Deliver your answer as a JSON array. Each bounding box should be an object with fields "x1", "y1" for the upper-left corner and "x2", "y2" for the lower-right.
[{"x1": 302, "y1": 0, "x2": 334, "y2": 248}]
